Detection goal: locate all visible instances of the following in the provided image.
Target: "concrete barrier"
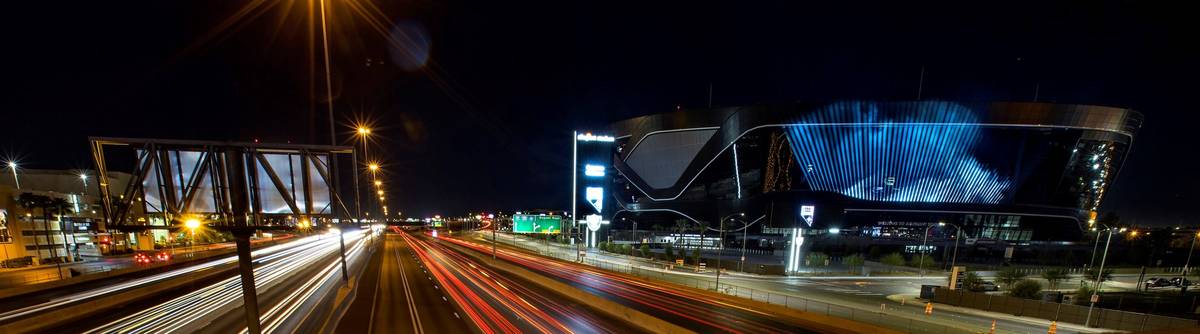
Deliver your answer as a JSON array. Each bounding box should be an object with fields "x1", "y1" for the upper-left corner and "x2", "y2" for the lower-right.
[{"x1": 440, "y1": 240, "x2": 695, "y2": 334}]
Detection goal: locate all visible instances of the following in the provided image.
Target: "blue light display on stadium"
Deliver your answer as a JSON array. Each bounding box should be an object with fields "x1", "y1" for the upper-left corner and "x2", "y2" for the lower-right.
[{"x1": 784, "y1": 102, "x2": 1012, "y2": 204}]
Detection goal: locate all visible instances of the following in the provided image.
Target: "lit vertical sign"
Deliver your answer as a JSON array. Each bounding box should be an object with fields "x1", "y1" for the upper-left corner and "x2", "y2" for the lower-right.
[
  {"x1": 574, "y1": 131, "x2": 614, "y2": 248},
  {"x1": 786, "y1": 228, "x2": 804, "y2": 273},
  {"x1": 800, "y1": 205, "x2": 815, "y2": 227},
  {"x1": 585, "y1": 187, "x2": 604, "y2": 212},
  {"x1": 584, "y1": 164, "x2": 605, "y2": 177}
]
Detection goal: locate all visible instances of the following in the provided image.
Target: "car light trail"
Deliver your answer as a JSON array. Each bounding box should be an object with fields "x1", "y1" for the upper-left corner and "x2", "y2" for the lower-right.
[
  {"x1": 85, "y1": 230, "x2": 367, "y2": 334},
  {"x1": 0, "y1": 237, "x2": 315, "y2": 324},
  {"x1": 399, "y1": 231, "x2": 626, "y2": 334},
  {"x1": 438, "y1": 235, "x2": 803, "y2": 334}
]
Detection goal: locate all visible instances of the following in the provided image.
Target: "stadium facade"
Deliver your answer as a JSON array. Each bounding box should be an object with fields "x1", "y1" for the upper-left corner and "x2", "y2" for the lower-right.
[{"x1": 606, "y1": 101, "x2": 1141, "y2": 270}]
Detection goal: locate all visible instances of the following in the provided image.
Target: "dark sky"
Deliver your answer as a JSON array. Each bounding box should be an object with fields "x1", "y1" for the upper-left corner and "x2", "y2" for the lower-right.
[{"x1": 1, "y1": 1, "x2": 1196, "y2": 224}]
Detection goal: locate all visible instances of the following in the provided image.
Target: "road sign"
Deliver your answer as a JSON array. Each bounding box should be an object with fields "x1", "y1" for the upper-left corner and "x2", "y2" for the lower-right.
[
  {"x1": 513, "y1": 215, "x2": 562, "y2": 234},
  {"x1": 676, "y1": 259, "x2": 684, "y2": 266},
  {"x1": 699, "y1": 262, "x2": 706, "y2": 271},
  {"x1": 1090, "y1": 294, "x2": 1099, "y2": 303}
]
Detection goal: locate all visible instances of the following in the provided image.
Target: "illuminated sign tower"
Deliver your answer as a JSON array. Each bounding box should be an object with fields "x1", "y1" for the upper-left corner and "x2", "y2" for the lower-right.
[{"x1": 572, "y1": 131, "x2": 614, "y2": 248}]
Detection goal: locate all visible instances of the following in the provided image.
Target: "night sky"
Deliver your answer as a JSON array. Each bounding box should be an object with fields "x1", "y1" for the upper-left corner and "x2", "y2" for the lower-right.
[{"x1": 1, "y1": 1, "x2": 1196, "y2": 224}]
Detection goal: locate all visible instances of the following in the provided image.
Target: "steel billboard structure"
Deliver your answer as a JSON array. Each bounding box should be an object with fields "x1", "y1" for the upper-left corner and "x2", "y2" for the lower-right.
[
  {"x1": 89, "y1": 137, "x2": 356, "y2": 231},
  {"x1": 89, "y1": 137, "x2": 359, "y2": 334}
]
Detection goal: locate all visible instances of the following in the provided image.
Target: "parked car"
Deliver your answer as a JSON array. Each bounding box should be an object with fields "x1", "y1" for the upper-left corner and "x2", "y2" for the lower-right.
[
  {"x1": 973, "y1": 281, "x2": 1000, "y2": 292},
  {"x1": 954, "y1": 280, "x2": 999, "y2": 291},
  {"x1": 1169, "y1": 277, "x2": 1192, "y2": 287},
  {"x1": 1145, "y1": 277, "x2": 1173, "y2": 287}
]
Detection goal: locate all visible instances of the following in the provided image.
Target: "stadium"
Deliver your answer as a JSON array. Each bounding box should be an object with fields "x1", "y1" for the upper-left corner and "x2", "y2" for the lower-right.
[{"x1": 605, "y1": 101, "x2": 1142, "y2": 270}]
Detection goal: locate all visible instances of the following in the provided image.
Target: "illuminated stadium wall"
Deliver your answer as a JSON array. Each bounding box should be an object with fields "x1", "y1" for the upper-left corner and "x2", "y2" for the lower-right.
[{"x1": 609, "y1": 101, "x2": 1141, "y2": 245}]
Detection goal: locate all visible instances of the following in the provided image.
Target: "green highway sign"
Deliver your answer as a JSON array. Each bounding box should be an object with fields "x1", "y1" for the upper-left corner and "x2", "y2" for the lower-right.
[{"x1": 513, "y1": 214, "x2": 562, "y2": 234}]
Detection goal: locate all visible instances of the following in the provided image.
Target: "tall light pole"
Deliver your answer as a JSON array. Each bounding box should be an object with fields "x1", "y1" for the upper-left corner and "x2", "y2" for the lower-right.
[
  {"x1": 622, "y1": 217, "x2": 638, "y2": 271},
  {"x1": 357, "y1": 127, "x2": 370, "y2": 215},
  {"x1": 739, "y1": 218, "x2": 751, "y2": 272},
  {"x1": 1181, "y1": 231, "x2": 1199, "y2": 293},
  {"x1": 6, "y1": 162, "x2": 19, "y2": 190},
  {"x1": 918, "y1": 224, "x2": 937, "y2": 277},
  {"x1": 1085, "y1": 227, "x2": 1117, "y2": 327},
  {"x1": 185, "y1": 218, "x2": 201, "y2": 258},
  {"x1": 1087, "y1": 223, "x2": 1113, "y2": 268},
  {"x1": 715, "y1": 213, "x2": 743, "y2": 291},
  {"x1": 936, "y1": 222, "x2": 964, "y2": 271}
]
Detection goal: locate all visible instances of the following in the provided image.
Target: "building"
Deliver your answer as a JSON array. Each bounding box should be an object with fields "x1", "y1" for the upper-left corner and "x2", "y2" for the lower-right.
[
  {"x1": 606, "y1": 101, "x2": 1141, "y2": 271},
  {"x1": 1, "y1": 169, "x2": 141, "y2": 266}
]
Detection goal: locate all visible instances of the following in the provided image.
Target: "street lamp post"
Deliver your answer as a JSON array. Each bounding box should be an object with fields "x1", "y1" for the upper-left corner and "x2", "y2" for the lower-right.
[
  {"x1": 1181, "y1": 231, "x2": 1199, "y2": 293},
  {"x1": 933, "y1": 222, "x2": 963, "y2": 272},
  {"x1": 6, "y1": 162, "x2": 18, "y2": 189},
  {"x1": 739, "y1": 219, "x2": 750, "y2": 272},
  {"x1": 715, "y1": 213, "x2": 743, "y2": 291},
  {"x1": 1085, "y1": 227, "x2": 1116, "y2": 327},
  {"x1": 185, "y1": 218, "x2": 200, "y2": 258},
  {"x1": 918, "y1": 224, "x2": 936, "y2": 277}
]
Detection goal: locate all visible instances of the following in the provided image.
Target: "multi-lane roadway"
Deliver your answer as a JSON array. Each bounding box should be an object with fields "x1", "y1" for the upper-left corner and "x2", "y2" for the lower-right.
[{"x1": 337, "y1": 230, "x2": 642, "y2": 334}]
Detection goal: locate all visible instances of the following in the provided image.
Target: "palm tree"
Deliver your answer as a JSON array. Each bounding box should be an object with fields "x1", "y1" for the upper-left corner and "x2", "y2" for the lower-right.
[
  {"x1": 673, "y1": 220, "x2": 690, "y2": 248},
  {"x1": 17, "y1": 193, "x2": 43, "y2": 261},
  {"x1": 49, "y1": 198, "x2": 73, "y2": 261},
  {"x1": 35, "y1": 195, "x2": 60, "y2": 262}
]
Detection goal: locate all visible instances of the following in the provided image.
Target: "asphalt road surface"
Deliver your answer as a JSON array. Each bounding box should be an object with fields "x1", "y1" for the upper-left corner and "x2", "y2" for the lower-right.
[{"x1": 337, "y1": 233, "x2": 470, "y2": 334}]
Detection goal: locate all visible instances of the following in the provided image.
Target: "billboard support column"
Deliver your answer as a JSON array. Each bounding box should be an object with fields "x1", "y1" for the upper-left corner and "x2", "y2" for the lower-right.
[{"x1": 572, "y1": 131, "x2": 579, "y2": 260}]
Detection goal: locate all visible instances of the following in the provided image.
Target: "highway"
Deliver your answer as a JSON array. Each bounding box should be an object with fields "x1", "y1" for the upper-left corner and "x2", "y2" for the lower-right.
[
  {"x1": 2, "y1": 230, "x2": 370, "y2": 333},
  {"x1": 477, "y1": 231, "x2": 1109, "y2": 334},
  {"x1": 336, "y1": 232, "x2": 471, "y2": 334},
  {"x1": 79, "y1": 230, "x2": 369, "y2": 333},
  {"x1": 336, "y1": 230, "x2": 642, "y2": 334},
  {"x1": 0, "y1": 236, "x2": 312, "y2": 326},
  {"x1": 440, "y1": 233, "x2": 841, "y2": 334},
  {"x1": 0, "y1": 237, "x2": 292, "y2": 290}
]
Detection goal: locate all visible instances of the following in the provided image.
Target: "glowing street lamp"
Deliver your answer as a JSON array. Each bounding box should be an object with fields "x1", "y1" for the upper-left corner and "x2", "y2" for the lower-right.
[
  {"x1": 356, "y1": 126, "x2": 371, "y2": 136},
  {"x1": 374, "y1": 180, "x2": 382, "y2": 187},
  {"x1": 184, "y1": 218, "x2": 201, "y2": 256},
  {"x1": 368, "y1": 163, "x2": 379, "y2": 172},
  {"x1": 5, "y1": 161, "x2": 19, "y2": 189},
  {"x1": 377, "y1": 190, "x2": 384, "y2": 196}
]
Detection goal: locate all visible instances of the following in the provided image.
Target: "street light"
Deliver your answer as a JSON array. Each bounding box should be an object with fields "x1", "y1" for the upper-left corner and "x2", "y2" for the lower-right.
[
  {"x1": 1085, "y1": 226, "x2": 1118, "y2": 327},
  {"x1": 934, "y1": 222, "x2": 963, "y2": 272},
  {"x1": 374, "y1": 180, "x2": 382, "y2": 187},
  {"x1": 185, "y1": 218, "x2": 201, "y2": 257},
  {"x1": 5, "y1": 161, "x2": 19, "y2": 189},
  {"x1": 715, "y1": 213, "x2": 744, "y2": 291},
  {"x1": 1181, "y1": 231, "x2": 1200, "y2": 293},
  {"x1": 739, "y1": 217, "x2": 753, "y2": 272},
  {"x1": 918, "y1": 224, "x2": 938, "y2": 277},
  {"x1": 368, "y1": 163, "x2": 379, "y2": 172}
]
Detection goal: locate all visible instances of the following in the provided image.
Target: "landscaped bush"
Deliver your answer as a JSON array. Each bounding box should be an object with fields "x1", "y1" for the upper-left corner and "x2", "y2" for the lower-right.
[
  {"x1": 1009, "y1": 279, "x2": 1043, "y2": 299},
  {"x1": 881, "y1": 252, "x2": 906, "y2": 267}
]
